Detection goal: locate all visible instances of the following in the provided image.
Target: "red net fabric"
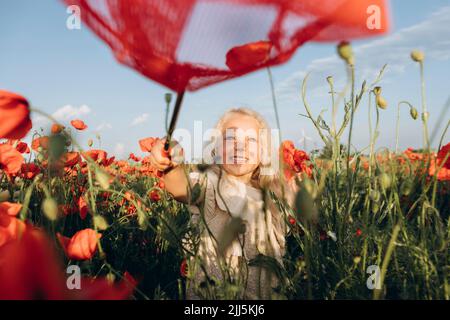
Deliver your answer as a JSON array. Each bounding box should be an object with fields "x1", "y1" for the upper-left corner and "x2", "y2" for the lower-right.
[{"x1": 65, "y1": 0, "x2": 390, "y2": 92}]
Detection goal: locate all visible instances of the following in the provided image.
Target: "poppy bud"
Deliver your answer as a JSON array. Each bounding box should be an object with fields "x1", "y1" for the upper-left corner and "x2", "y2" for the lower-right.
[
  {"x1": 88, "y1": 139, "x2": 93, "y2": 147},
  {"x1": 369, "y1": 190, "x2": 380, "y2": 202},
  {"x1": 165, "y1": 93, "x2": 172, "y2": 104},
  {"x1": 337, "y1": 41, "x2": 354, "y2": 65},
  {"x1": 372, "y1": 202, "x2": 380, "y2": 213},
  {"x1": 95, "y1": 169, "x2": 112, "y2": 190},
  {"x1": 411, "y1": 50, "x2": 424, "y2": 63},
  {"x1": 373, "y1": 86, "x2": 382, "y2": 95},
  {"x1": 376, "y1": 95, "x2": 388, "y2": 109},
  {"x1": 326, "y1": 76, "x2": 334, "y2": 86},
  {"x1": 353, "y1": 256, "x2": 361, "y2": 264},
  {"x1": 421, "y1": 112, "x2": 429, "y2": 122},
  {"x1": 400, "y1": 179, "x2": 413, "y2": 196},
  {"x1": 93, "y1": 215, "x2": 109, "y2": 230},
  {"x1": 106, "y1": 273, "x2": 116, "y2": 284},
  {"x1": 42, "y1": 197, "x2": 58, "y2": 221},
  {"x1": 379, "y1": 173, "x2": 392, "y2": 190},
  {"x1": 410, "y1": 107, "x2": 418, "y2": 120}
]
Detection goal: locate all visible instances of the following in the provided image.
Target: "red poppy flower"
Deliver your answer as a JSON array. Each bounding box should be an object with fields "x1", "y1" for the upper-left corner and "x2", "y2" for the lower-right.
[
  {"x1": 281, "y1": 140, "x2": 313, "y2": 180},
  {"x1": 0, "y1": 90, "x2": 32, "y2": 140},
  {"x1": 437, "y1": 142, "x2": 450, "y2": 169},
  {"x1": 62, "y1": 152, "x2": 81, "y2": 167},
  {"x1": 58, "y1": 204, "x2": 76, "y2": 216},
  {"x1": 149, "y1": 189, "x2": 161, "y2": 202},
  {"x1": 0, "y1": 227, "x2": 136, "y2": 300},
  {"x1": 0, "y1": 143, "x2": 24, "y2": 176},
  {"x1": 288, "y1": 216, "x2": 296, "y2": 226},
  {"x1": 70, "y1": 119, "x2": 87, "y2": 131},
  {"x1": 128, "y1": 153, "x2": 141, "y2": 162},
  {"x1": 51, "y1": 123, "x2": 65, "y2": 134},
  {"x1": 78, "y1": 196, "x2": 88, "y2": 220},
  {"x1": 82, "y1": 149, "x2": 111, "y2": 166},
  {"x1": 429, "y1": 142, "x2": 450, "y2": 181},
  {"x1": 6, "y1": 139, "x2": 30, "y2": 154},
  {"x1": 19, "y1": 163, "x2": 41, "y2": 180},
  {"x1": 57, "y1": 228, "x2": 101, "y2": 260},
  {"x1": 180, "y1": 259, "x2": 188, "y2": 278},
  {"x1": 355, "y1": 229, "x2": 363, "y2": 237},
  {"x1": 139, "y1": 137, "x2": 157, "y2": 153},
  {"x1": 0, "y1": 202, "x2": 22, "y2": 217},
  {"x1": 31, "y1": 136, "x2": 50, "y2": 151},
  {"x1": 0, "y1": 202, "x2": 25, "y2": 247}
]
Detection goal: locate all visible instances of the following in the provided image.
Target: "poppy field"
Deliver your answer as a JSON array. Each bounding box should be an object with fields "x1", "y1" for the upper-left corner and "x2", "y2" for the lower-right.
[{"x1": 0, "y1": 45, "x2": 449, "y2": 300}]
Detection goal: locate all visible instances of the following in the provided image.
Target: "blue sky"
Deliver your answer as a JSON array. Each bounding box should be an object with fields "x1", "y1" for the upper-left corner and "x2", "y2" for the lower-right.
[{"x1": 1, "y1": 0, "x2": 449, "y2": 159}]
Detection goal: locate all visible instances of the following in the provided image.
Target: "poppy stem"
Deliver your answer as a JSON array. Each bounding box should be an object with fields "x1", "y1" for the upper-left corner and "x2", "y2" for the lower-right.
[{"x1": 164, "y1": 91, "x2": 185, "y2": 152}]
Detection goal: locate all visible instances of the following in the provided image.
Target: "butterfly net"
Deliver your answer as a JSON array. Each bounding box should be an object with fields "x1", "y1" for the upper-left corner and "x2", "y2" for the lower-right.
[{"x1": 64, "y1": 0, "x2": 389, "y2": 91}]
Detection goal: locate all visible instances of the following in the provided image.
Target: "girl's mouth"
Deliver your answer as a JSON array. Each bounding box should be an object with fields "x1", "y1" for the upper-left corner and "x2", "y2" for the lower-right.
[{"x1": 231, "y1": 156, "x2": 249, "y2": 164}]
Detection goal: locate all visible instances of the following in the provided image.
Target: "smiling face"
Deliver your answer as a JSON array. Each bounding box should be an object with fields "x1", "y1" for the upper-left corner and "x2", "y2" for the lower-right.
[{"x1": 218, "y1": 113, "x2": 261, "y2": 178}]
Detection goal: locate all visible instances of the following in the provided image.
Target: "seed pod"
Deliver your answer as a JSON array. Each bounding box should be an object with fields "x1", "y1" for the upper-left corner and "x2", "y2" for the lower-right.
[
  {"x1": 42, "y1": 198, "x2": 58, "y2": 221},
  {"x1": 411, "y1": 50, "x2": 424, "y2": 63},
  {"x1": 410, "y1": 107, "x2": 418, "y2": 120},
  {"x1": 376, "y1": 95, "x2": 388, "y2": 109}
]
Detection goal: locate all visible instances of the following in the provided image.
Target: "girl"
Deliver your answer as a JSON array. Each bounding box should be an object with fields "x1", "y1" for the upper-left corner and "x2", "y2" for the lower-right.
[{"x1": 148, "y1": 108, "x2": 296, "y2": 299}]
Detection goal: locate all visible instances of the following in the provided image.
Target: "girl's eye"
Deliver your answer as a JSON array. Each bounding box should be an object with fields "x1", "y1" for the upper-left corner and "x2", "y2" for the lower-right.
[
  {"x1": 248, "y1": 137, "x2": 257, "y2": 143},
  {"x1": 224, "y1": 136, "x2": 235, "y2": 141}
]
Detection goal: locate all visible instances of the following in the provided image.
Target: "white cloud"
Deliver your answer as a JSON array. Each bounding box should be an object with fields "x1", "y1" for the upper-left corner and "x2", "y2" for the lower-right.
[
  {"x1": 131, "y1": 113, "x2": 149, "y2": 126},
  {"x1": 114, "y1": 143, "x2": 126, "y2": 159},
  {"x1": 274, "y1": 5, "x2": 450, "y2": 102},
  {"x1": 33, "y1": 104, "x2": 92, "y2": 127},
  {"x1": 96, "y1": 122, "x2": 112, "y2": 131}
]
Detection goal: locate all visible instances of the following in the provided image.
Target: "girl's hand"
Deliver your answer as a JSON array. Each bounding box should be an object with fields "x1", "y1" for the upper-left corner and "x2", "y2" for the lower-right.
[{"x1": 148, "y1": 137, "x2": 184, "y2": 172}]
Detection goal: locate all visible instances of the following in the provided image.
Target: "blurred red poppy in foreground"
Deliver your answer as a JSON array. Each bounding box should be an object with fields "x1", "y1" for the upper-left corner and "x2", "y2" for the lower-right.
[
  {"x1": 0, "y1": 90, "x2": 32, "y2": 139},
  {"x1": 0, "y1": 202, "x2": 26, "y2": 248},
  {"x1": 0, "y1": 143, "x2": 24, "y2": 176},
  {"x1": 0, "y1": 227, "x2": 136, "y2": 299},
  {"x1": 57, "y1": 228, "x2": 101, "y2": 260},
  {"x1": 71, "y1": 119, "x2": 88, "y2": 131}
]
